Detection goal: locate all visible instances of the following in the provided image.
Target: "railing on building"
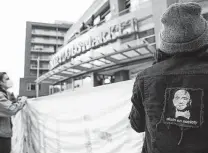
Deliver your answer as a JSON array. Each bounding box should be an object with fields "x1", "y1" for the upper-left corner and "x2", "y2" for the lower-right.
[
  {"x1": 66, "y1": 0, "x2": 151, "y2": 44},
  {"x1": 31, "y1": 57, "x2": 50, "y2": 61},
  {"x1": 31, "y1": 65, "x2": 50, "y2": 70},
  {"x1": 142, "y1": 34, "x2": 155, "y2": 46},
  {"x1": 31, "y1": 38, "x2": 64, "y2": 45},
  {"x1": 32, "y1": 30, "x2": 65, "y2": 37},
  {"x1": 31, "y1": 49, "x2": 55, "y2": 53}
]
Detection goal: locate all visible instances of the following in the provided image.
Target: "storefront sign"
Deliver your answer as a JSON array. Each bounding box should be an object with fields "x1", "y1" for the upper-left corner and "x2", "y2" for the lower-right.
[{"x1": 50, "y1": 18, "x2": 138, "y2": 69}]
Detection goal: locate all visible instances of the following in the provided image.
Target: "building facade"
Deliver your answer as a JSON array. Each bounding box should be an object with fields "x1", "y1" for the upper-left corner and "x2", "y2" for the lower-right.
[
  {"x1": 35, "y1": 0, "x2": 208, "y2": 95},
  {"x1": 19, "y1": 21, "x2": 72, "y2": 98}
]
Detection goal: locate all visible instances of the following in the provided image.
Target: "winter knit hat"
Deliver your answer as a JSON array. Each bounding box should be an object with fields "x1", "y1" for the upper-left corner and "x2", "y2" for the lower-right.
[{"x1": 159, "y1": 2, "x2": 208, "y2": 54}]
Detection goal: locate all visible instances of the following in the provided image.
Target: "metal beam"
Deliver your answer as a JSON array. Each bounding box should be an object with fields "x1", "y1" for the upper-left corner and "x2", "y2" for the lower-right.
[
  {"x1": 65, "y1": 70, "x2": 78, "y2": 73},
  {"x1": 89, "y1": 62, "x2": 101, "y2": 68},
  {"x1": 134, "y1": 49, "x2": 142, "y2": 55},
  {"x1": 104, "y1": 56, "x2": 120, "y2": 63},
  {"x1": 145, "y1": 44, "x2": 156, "y2": 54},
  {"x1": 100, "y1": 53, "x2": 119, "y2": 63},
  {"x1": 88, "y1": 58, "x2": 101, "y2": 67},
  {"x1": 127, "y1": 44, "x2": 143, "y2": 55},
  {"x1": 142, "y1": 39, "x2": 156, "y2": 54},
  {"x1": 44, "y1": 78, "x2": 59, "y2": 82},
  {"x1": 121, "y1": 53, "x2": 130, "y2": 59},
  {"x1": 57, "y1": 72, "x2": 73, "y2": 78},
  {"x1": 113, "y1": 49, "x2": 130, "y2": 59},
  {"x1": 49, "y1": 76, "x2": 63, "y2": 80},
  {"x1": 73, "y1": 65, "x2": 91, "y2": 71},
  {"x1": 97, "y1": 59, "x2": 109, "y2": 64},
  {"x1": 41, "y1": 80, "x2": 56, "y2": 84}
]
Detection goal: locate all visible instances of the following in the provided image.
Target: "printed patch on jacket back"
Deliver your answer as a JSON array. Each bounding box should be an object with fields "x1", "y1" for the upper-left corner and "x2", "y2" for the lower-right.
[{"x1": 162, "y1": 88, "x2": 204, "y2": 128}]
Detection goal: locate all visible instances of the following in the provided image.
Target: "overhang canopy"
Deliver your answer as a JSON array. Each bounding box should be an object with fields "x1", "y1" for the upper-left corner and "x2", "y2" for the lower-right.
[{"x1": 35, "y1": 38, "x2": 155, "y2": 84}]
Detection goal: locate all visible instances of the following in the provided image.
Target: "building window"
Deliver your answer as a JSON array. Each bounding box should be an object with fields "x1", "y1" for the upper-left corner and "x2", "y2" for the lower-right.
[
  {"x1": 125, "y1": 0, "x2": 131, "y2": 9},
  {"x1": 121, "y1": 34, "x2": 137, "y2": 44},
  {"x1": 100, "y1": 6, "x2": 110, "y2": 19},
  {"x1": 31, "y1": 84, "x2": 36, "y2": 90},
  {"x1": 40, "y1": 71, "x2": 47, "y2": 76},
  {"x1": 30, "y1": 71, "x2": 37, "y2": 76},
  {"x1": 27, "y1": 83, "x2": 36, "y2": 91},
  {"x1": 144, "y1": 35, "x2": 155, "y2": 44},
  {"x1": 27, "y1": 83, "x2": 41, "y2": 91},
  {"x1": 94, "y1": 16, "x2": 101, "y2": 26},
  {"x1": 138, "y1": 28, "x2": 154, "y2": 39},
  {"x1": 105, "y1": 12, "x2": 111, "y2": 21}
]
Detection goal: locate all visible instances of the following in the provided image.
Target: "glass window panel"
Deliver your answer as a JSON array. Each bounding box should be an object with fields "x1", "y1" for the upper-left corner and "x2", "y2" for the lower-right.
[
  {"x1": 99, "y1": 58, "x2": 114, "y2": 64},
  {"x1": 90, "y1": 60, "x2": 105, "y2": 66},
  {"x1": 61, "y1": 71, "x2": 73, "y2": 74},
  {"x1": 111, "y1": 54, "x2": 127, "y2": 60},
  {"x1": 80, "y1": 63, "x2": 93, "y2": 68},
  {"x1": 123, "y1": 50, "x2": 140, "y2": 57},
  {"x1": 67, "y1": 68, "x2": 81, "y2": 73},
  {"x1": 137, "y1": 48, "x2": 149, "y2": 54}
]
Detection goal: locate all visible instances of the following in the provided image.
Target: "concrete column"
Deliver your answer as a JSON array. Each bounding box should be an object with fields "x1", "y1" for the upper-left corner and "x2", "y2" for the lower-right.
[
  {"x1": 109, "y1": 0, "x2": 126, "y2": 18},
  {"x1": 71, "y1": 78, "x2": 75, "y2": 91},
  {"x1": 51, "y1": 86, "x2": 54, "y2": 95},
  {"x1": 152, "y1": 0, "x2": 179, "y2": 48},
  {"x1": 60, "y1": 82, "x2": 63, "y2": 91},
  {"x1": 114, "y1": 70, "x2": 130, "y2": 83},
  {"x1": 91, "y1": 72, "x2": 100, "y2": 87},
  {"x1": 81, "y1": 76, "x2": 84, "y2": 87}
]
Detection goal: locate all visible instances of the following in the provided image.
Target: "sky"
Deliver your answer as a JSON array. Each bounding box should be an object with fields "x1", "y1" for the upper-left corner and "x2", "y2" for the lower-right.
[{"x1": 0, "y1": 0, "x2": 95, "y2": 95}]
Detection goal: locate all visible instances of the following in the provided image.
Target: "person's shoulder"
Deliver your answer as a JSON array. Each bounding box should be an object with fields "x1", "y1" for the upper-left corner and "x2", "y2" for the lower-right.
[
  {"x1": 136, "y1": 60, "x2": 169, "y2": 78},
  {"x1": 0, "y1": 90, "x2": 6, "y2": 97},
  {"x1": 138, "y1": 55, "x2": 208, "y2": 78},
  {"x1": 0, "y1": 90, "x2": 8, "y2": 101}
]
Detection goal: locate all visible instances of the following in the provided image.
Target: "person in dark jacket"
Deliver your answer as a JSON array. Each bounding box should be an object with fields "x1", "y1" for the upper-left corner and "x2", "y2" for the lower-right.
[
  {"x1": 129, "y1": 2, "x2": 208, "y2": 153},
  {"x1": 0, "y1": 72, "x2": 27, "y2": 153}
]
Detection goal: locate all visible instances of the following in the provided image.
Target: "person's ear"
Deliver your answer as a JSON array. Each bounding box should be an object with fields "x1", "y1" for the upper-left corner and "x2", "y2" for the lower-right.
[
  {"x1": 172, "y1": 98, "x2": 176, "y2": 107},
  {"x1": 189, "y1": 100, "x2": 192, "y2": 106}
]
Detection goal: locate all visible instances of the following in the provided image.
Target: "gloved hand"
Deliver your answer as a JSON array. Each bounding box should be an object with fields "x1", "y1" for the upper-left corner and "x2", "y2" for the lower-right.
[{"x1": 18, "y1": 96, "x2": 27, "y2": 108}]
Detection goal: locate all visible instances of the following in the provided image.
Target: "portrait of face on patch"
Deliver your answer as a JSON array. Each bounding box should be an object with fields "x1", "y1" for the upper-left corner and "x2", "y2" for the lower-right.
[{"x1": 163, "y1": 88, "x2": 204, "y2": 128}]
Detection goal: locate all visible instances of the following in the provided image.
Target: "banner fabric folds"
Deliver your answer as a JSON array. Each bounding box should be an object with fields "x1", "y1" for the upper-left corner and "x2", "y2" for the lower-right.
[{"x1": 11, "y1": 80, "x2": 144, "y2": 153}]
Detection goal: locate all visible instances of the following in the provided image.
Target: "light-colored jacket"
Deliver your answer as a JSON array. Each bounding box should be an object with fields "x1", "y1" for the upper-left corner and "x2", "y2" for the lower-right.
[{"x1": 0, "y1": 90, "x2": 24, "y2": 137}]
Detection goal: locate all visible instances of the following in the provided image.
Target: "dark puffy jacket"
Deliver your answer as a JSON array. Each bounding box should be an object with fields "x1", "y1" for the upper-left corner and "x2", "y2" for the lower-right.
[{"x1": 129, "y1": 51, "x2": 208, "y2": 153}]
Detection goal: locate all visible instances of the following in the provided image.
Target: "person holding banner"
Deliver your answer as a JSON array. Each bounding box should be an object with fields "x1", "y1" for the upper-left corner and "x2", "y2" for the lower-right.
[
  {"x1": 129, "y1": 2, "x2": 208, "y2": 153},
  {"x1": 0, "y1": 72, "x2": 27, "y2": 153}
]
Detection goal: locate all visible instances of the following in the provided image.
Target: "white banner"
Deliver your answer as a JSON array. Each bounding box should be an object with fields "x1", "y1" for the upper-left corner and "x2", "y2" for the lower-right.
[{"x1": 11, "y1": 80, "x2": 144, "y2": 153}]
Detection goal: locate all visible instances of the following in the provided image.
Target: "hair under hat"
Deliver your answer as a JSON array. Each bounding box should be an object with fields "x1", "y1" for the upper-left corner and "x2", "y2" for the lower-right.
[
  {"x1": 0, "y1": 72, "x2": 6, "y2": 82},
  {"x1": 159, "y1": 2, "x2": 208, "y2": 54}
]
